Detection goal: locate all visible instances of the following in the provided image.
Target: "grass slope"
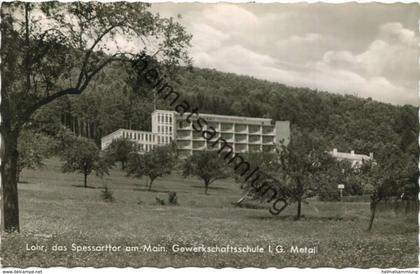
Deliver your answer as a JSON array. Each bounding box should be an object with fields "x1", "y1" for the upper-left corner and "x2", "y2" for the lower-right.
[{"x1": 1, "y1": 158, "x2": 418, "y2": 268}]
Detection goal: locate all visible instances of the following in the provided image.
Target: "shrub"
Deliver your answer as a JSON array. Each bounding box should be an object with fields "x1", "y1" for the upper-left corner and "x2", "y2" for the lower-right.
[
  {"x1": 168, "y1": 192, "x2": 178, "y2": 205},
  {"x1": 101, "y1": 187, "x2": 114, "y2": 202},
  {"x1": 155, "y1": 196, "x2": 165, "y2": 205}
]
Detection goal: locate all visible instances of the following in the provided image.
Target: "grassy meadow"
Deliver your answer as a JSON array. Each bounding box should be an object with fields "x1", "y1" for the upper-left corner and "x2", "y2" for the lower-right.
[{"x1": 1, "y1": 158, "x2": 418, "y2": 268}]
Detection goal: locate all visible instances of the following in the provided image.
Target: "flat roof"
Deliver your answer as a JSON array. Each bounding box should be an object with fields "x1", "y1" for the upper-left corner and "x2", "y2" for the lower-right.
[
  {"x1": 153, "y1": 109, "x2": 274, "y2": 125},
  {"x1": 330, "y1": 151, "x2": 371, "y2": 161},
  {"x1": 101, "y1": 128, "x2": 157, "y2": 140}
]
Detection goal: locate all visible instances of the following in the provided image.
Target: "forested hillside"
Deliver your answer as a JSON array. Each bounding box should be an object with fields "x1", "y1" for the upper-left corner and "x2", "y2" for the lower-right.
[
  {"x1": 173, "y1": 68, "x2": 418, "y2": 156},
  {"x1": 33, "y1": 65, "x2": 418, "y2": 159}
]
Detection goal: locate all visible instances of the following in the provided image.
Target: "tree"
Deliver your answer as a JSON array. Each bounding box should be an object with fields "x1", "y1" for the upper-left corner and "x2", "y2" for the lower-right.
[
  {"x1": 17, "y1": 129, "x2": 54, "y2": 182},
  {"x1": 104, "y1": 138, "x2": 139, "y2": 170},
  {"x1": 276, "y1": 129, "x2": 335, "y2": 220},
  {"x1": 233, "y1": 151, "x2": 277, "y2": 204},
  {"x1": 182, "y1": 151, "x2": 231, "y2": 194},
  {"x1": 318, "y1": 160, "x2": 362, "y2": 201},
  {"x1": 61, "y1": 137, "x2": 109, "y2": 188},
  {"x1": 1, "y1": 2, "x2": 191, "y2": 232},
  {"x1": 127, "y1": 145, "x2": 176, "y2": 191},
  {"x1": 363, "y1": 145, "x2": 416, "y2": 232}
]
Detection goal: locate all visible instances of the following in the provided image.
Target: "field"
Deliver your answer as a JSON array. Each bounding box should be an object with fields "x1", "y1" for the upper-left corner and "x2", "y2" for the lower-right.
[{"x1": 1, "y1": 158, "x2": 418, "y2": 268}]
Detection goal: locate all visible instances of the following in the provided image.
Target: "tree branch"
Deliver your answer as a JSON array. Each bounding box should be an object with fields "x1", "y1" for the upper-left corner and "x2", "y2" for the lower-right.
[
  {"x1": 76, "y1": 24, "x2": 121, "y2": 88},
  {"x1": 24, "y1": 87, "x2": 81, "y2": 121},
  {"x1": 78, "y1": 54, "x2": 121, "y2": 91}
]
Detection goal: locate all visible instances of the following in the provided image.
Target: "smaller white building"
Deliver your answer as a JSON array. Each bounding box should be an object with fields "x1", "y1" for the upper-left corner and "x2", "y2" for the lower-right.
[{"x1": 330, "y1": 148, "x2": 373, "y2": 167}]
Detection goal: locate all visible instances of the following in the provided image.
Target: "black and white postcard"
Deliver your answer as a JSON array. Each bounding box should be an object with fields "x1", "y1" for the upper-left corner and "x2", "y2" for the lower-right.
[{"x1": 1, "y1": 1, "x2": 418, "y2": 272}]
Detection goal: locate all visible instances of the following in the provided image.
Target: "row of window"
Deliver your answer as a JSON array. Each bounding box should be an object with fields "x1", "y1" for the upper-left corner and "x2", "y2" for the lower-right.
[
  {"x1": 157, "y1": 125, "x2": 172, "y2": 134},
  {"x1": 157, "y1": 113, "x2": 173, "y2": 124},
  {"x1": 158, "y1": 136, "x2": 172, "y2": 144},
  {"x1": 138, "y1": 144, "x2": 153, "y2": 152},
  {"x1": 176, "y1": 121, "x2": 274, "y2": 133},
  {"x1": 122, "y1": 131, "x2": 155, "y2": 143}
]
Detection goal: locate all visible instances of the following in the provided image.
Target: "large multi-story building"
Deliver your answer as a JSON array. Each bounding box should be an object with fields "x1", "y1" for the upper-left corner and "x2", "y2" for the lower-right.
[{"x1": 101, "y1": 109, "x2": 290, "y2": 157}]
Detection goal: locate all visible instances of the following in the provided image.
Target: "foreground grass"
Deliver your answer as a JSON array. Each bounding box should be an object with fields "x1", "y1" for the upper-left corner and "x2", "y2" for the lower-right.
[{"x1": 1, "y1": 158, "x2": 418, "y2": 268}]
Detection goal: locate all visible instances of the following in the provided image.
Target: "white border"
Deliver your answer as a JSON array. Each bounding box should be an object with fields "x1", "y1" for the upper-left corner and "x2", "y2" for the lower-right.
[
  {"x1": 0, "y1": 0, "x2": 419, "y2": 273},
  {"x1": 1, "y1": 268, "x2": 420, "y2": 274}
]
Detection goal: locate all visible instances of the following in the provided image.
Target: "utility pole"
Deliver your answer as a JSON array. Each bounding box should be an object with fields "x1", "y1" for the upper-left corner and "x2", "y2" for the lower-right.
[{"x1": 338, "y1": 184, "x2": 345, "y2": 202}]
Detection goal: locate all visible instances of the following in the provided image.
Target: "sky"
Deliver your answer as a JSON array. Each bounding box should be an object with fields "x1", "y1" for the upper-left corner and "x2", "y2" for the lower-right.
[{"x1": 150, "y1": 3, "x2": 419, "y2": 105}]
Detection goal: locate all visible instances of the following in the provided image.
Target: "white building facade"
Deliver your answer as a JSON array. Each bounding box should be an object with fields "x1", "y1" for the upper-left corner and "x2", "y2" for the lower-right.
[
  {"x1": 101, "y1": 110, "x2": 290, "y2": 157},
  {"x1": 329, "y1": 148, "x2": 374, "y2": 167},
  {"x1": 101, "y1": 128, "x2": 158, "y2": 152}
]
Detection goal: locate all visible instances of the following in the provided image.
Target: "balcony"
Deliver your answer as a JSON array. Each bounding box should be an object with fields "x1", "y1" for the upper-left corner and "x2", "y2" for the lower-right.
[
  {"x1": 177, "y1": 131, "x2": 192, "y2": 139},
  {"x1": 207, "y1": 122, "x2": 220, "y2": 131},
  {"x1": 176, "y1": 140, "x2": 192, "y2": 149},
  {"x1": 234, "y1": 124, "x2": 247, "y2": 133},
  {"x1": 235, "y1": 144, "x2": 247, "y2": 153},
  {"x1": 248, "y1": 125, "x2": 262, "y2": 135},
  {"x1": 249, "y1": 144, "x2": 261, "y2": 152},
  {"x1": 262, "y1": 136, "x2": 274, "y2": 144},
  {"x1": 193, "y1": 132, "x2": 205, "y2": 140},
  {"x1": 234, "y1": 134, "x2": 247, "y2": 143},
  {"x1": 220, "y1": 133, "x2": 233, "y2": 142},
  {"x1": 177, "y1": 121, "x2": 192, "y2": 130},
  {"x1": 262, "y1": 126, "x2": 275, "y2": 135},
  {"x1": 248, "y1": 135, "x2": 261, "y2": 143},
  {"x1": 219, "y1": 142, "x2": 234, "y2": 153},
  {"x1": 207, "y1": 143, "x2": 220, "y2": 151},
  {"x1": 220, "y1": 123, "x2": 234, "y2": 132}
]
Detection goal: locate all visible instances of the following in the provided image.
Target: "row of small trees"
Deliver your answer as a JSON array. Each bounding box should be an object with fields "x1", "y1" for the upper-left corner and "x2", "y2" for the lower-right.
[
  {"x1": 18, "y1": 128, "x2": 111, "y2": 188},
  {"x1": 108, "y1": 138, "x2": 230, "y2": 193},
  {"x1": 17, "y1": 129, "x2": 418, "y2": 232},
  {"x1": 235, "y1": 129, "x2": 417, "y2": 231},
  {"x1": 17, "y1": 130, "x2": 226, "y2": 192}
]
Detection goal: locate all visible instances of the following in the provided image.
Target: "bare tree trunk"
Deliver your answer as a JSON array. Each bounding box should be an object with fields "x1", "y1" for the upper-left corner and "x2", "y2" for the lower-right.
[
  {"x1": 84, "y1": 173, "x2": 88, "y2": 188},
  {"x1": 204, "y1": 180, "x2": 209, "y2": 194},
  {"x1": 2, "y1": 132, "x2": 20, "y2": 232},
  {"x1": 73, "y1": 116, "x2": 77, "y2": 133},
  {"x1": 77, "y1": 118, "x2": 81, "y2": 137},
  {"x1": 368, "y1": 201, "x2": 377, "y2": 232},
  {"x1": 148, "y1": 179, "x2": 154, "y2": 191},
  {"x1": 296, "y1": 198, "x2": 302, "y2": 220}
]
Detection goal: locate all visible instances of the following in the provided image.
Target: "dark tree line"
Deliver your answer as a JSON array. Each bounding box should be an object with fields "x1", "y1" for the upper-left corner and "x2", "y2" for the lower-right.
[{"x1": 38, "y1": 66, "x2": 417, "y2": 161}]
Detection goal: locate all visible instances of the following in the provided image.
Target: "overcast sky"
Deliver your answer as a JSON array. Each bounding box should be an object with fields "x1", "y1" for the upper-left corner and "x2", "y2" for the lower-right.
[{"x1": 150, "y1": 3, "x2": 419, "y2": 105}]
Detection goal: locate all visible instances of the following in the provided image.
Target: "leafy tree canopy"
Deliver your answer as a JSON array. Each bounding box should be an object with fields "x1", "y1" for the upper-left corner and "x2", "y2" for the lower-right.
[
  {"x1": 104, "y1": 138, "x2": 139, "y2": 170},
  {"x1": 17, "y1": 128, "x2": 54, "y2": 179},
  {"x1": 127, "y1": 145, "x2": 177, "y2": 191},
  {"x1": 61, "y1": 136, "x2": 109, "y2": 187},
  {"x1": 182, "y1": 151, "x2": 231, "y2": 194}
]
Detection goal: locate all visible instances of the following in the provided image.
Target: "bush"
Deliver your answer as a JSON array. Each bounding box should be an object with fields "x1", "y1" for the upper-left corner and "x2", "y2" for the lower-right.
[
  {"x1": 318, "y1": 184, "x2": 340, "y2": 201},
  {"x1": 101, "y1": 187, "x2": 114, "y2": 202},
  {"x1": 168, "y1": 192, "x2": 178, "y2": 205},
  {"x1": 363, "y1": 183, "x2": 375, "y2": 194},
  {"x1": 155, "y1": 196, "x2": 165, "y2": 205}
]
